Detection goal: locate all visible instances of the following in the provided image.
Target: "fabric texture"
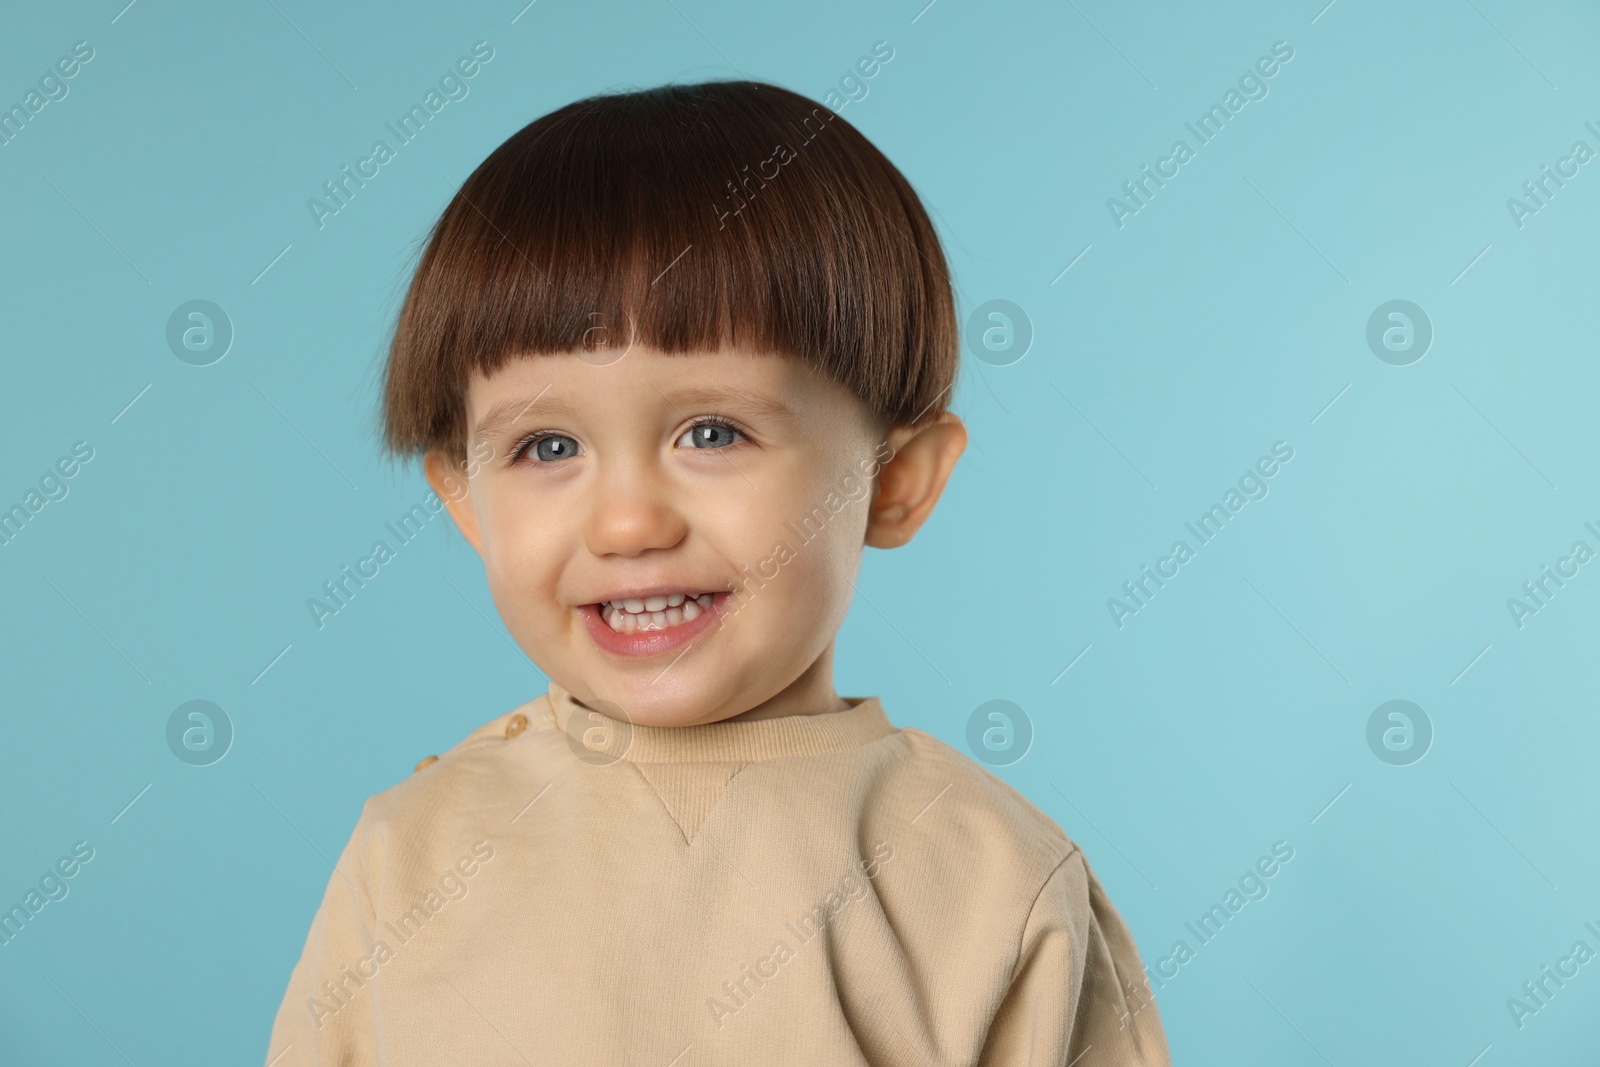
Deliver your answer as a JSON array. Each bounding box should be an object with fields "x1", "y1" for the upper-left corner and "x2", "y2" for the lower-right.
[{"x1": 265, "y1": 680, "x2": 1171, "y2": 1066}]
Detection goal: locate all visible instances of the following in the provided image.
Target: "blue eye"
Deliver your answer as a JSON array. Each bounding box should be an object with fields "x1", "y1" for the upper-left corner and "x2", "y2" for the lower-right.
[
  {"x1": 678, "y1": 419, "x2": 745, "y2": 449},
  {"x1": 514, "y1": 433, "x2": 581, "y2": 463}
]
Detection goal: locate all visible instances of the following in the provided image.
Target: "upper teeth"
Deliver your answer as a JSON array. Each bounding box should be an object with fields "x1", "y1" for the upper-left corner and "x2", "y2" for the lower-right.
[
  {"x1": 600, "y1": 592, "x2": 714, "y2": 633},
  {"x1": 606, "y1": 593, "x2": 703, "y2": 613}
]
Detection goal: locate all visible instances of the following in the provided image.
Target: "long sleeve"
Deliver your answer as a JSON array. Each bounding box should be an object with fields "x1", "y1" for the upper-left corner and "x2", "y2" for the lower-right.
[
  {"x1": 254, "y1": 685, "x2": 1175, "y2": 1064},
  {"x1": 264, "y1": 803, "x2": 380, "y2": 1067},
  {"x1": 976, "y1": 850, "x2": 1171, "y2": 1067}
]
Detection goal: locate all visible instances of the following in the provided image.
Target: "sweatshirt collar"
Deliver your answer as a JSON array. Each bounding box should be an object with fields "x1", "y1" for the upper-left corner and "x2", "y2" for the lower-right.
[{"x1": 543, "y1": 679, "x2": 895, "y2": 764}]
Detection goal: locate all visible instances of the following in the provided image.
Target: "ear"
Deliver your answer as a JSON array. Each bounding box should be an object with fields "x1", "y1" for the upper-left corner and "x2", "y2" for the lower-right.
[
  {"x1": 423, "y1": 449, "x2": 484, "y2": 555},
  {"x1": 864, "y1": 411, "x2": 967, "y2": 550}
]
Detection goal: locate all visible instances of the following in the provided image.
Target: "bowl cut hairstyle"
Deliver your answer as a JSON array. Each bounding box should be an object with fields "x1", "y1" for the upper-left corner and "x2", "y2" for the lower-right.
[{"x1": 380, "y1": 78, "x2": 958, "y2": 464}]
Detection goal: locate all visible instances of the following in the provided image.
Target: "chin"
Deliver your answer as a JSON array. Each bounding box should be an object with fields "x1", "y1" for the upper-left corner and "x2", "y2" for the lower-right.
[{"x1": 645, "y1": 678, "x2": 736, "y2": 722}]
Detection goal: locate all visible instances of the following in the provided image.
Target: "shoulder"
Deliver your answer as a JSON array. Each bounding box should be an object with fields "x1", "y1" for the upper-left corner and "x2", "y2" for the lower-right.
[
  {"x1": 351, "y1": 692, "x2": 557, "y2": 847},
  {"x1": 879, "y1": 725, "x2": 1080, "y2": 882},
  {"x1": 405, "y1": 696, "x2": 545, "y2": 775},
  {"x1": 852, "y1": 724, "x2": 1115, "y2": 995}
]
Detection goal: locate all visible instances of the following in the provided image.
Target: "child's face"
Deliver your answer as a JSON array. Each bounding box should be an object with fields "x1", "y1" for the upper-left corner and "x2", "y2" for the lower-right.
[{"x1": 429, "y1": 346, "x2": 900, "y2": 728}]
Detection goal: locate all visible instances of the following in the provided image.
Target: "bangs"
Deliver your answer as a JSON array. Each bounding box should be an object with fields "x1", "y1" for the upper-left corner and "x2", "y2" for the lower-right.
[{"x1": 382, "y1": 79, "x2": 956, "y2": 460}]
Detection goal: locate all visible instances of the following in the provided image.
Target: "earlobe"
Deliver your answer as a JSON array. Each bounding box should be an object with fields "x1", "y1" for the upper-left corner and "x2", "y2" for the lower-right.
[
  {"x1": 423, "y1": 449, "x2": 484, "y2": 555},
  {"x1": 864, "y1": 413, "x2": 967, "y2": 550}
]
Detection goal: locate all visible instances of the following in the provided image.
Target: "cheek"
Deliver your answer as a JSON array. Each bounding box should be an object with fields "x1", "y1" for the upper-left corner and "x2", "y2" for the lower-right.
[
  {"x1": 743, "y1": 476, "x2": 868, "y2": 606},
  {"x1": 796, "y1": 512, "x2": 868, "y2": 601},
  {"x1": 479, "y1": 551, "x2": 533, "y2": 632},
  {"x1": 479, "y1": 497, "x2": 562, "y2": 604}
]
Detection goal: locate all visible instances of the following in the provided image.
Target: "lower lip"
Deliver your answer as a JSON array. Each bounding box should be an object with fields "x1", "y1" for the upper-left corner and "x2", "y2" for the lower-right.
[{"x1": 579, "y1": 594, "x2": 728, "y2": 659}]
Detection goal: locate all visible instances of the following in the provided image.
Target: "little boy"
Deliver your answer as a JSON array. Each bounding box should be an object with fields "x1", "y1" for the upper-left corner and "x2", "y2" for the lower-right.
[{"x1": 268, "y1": 79, "x2": 1170, "y2": 1065}]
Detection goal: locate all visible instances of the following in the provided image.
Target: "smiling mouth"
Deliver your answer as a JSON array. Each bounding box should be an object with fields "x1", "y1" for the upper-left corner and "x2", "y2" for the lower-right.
[{"x1": 596, "y1": 592, "x2": 719, "y2": 634}]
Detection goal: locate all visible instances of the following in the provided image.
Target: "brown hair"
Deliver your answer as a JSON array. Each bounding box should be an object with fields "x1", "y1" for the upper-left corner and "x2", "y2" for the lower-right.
[{"x1": 379, "y1": 79, "x2": 958, "y2": 463}]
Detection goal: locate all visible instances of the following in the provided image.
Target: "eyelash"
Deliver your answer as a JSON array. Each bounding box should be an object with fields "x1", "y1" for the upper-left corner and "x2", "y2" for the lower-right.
[{"x1": 506, "y1": 414, "x2": 749, "y2": 465}]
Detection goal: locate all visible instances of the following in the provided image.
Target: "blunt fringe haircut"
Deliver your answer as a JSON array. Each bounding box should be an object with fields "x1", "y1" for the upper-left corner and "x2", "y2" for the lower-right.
[{"x1": 380, "y1": 79, "x2": 958, "y2": 463}]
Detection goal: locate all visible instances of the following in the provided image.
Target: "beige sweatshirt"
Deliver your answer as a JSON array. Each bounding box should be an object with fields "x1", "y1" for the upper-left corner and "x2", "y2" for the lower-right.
[{"x1": 266, "y1": 681, "x2": 1171, "y2": 1066}]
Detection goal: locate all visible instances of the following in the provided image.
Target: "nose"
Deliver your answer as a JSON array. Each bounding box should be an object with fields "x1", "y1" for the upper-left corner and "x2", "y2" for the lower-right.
[{"x1": 583, "y1": 459, "x2": 689, "y2": 558}]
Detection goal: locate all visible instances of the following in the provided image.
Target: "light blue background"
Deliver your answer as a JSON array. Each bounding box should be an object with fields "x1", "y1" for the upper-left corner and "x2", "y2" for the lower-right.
[{"x1": 2, "y1": 0, "x2": 1597, "y2": 1063}]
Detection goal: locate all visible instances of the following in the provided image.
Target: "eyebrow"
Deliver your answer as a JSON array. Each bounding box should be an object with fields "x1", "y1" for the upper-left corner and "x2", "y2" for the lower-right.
[
  {"x1": 473, "y1": 383, "x2": 555, "y2": 441},
  {"x1": 472, "y1": 383, "x2": 798, "y2": 440}
]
